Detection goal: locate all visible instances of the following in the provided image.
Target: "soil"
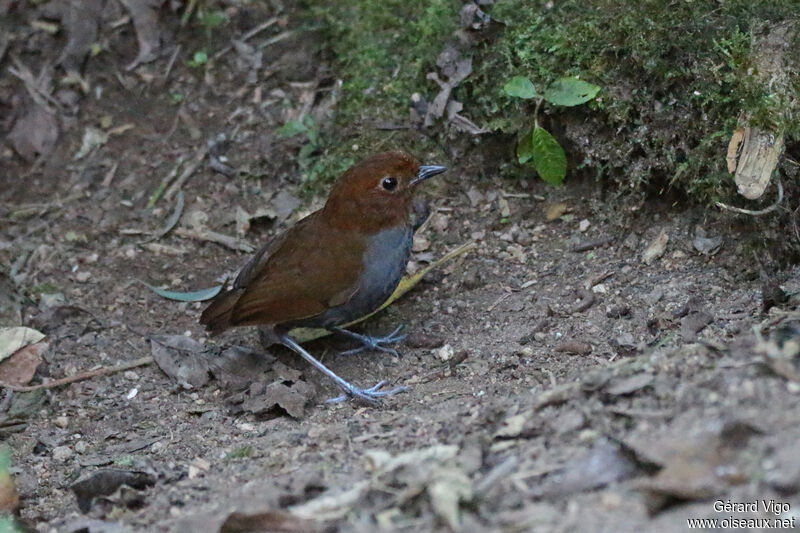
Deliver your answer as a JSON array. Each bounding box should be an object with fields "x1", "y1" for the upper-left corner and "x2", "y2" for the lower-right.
[{"x1": 2, "y1": 3, "x2": 800, "y2": 533}]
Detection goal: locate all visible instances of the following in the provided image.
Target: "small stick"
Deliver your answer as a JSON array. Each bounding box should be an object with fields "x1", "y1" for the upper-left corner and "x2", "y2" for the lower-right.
[
  {"x1": 570, "y1": 236, "x2": 614, "y2": 253},
  {"x1": 0, "y1": 356, "x2": 154, "y2": 392},
  {"x1": 715, "y1": 179, "x2": 783, "y2": 216},
  {"x1": 165, "y1": 145, "x2": 209, "y2": 200},
  {"x1": 212, "y1": 17, "x2": 278, "y2": 61},
  {"x1": 162, "y1": 44, "x2": 181, "y2": 82},
  {"x1": 570, "y1": 288, "x2": 596, "y2": 313}
]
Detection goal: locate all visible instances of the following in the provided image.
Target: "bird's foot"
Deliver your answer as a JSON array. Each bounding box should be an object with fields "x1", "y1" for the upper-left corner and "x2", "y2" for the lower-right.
[
  {"x1": 326, "y1": 380, "x2": 408, "y2": 404},
  {"x1": 334, "y1": 325, "x2": 407, "y2": 357}
]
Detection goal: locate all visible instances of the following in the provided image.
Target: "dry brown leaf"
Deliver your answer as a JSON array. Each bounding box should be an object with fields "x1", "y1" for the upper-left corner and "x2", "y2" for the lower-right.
[
  {"x1": 545, "y1": 202, "x2": 568, "y2": 221},
  {"x1": 642, "y1": 229, "x2": 669, "y2": 264},
  {"x1": 219, "y1": 509, "x2": 321, "y2": 533},
  {"x1": 726, "y1": 127, "x2": 745, "y2": 173},
  {"x1": 0, "y1": 341, "x2": 47, "y2": 386}
]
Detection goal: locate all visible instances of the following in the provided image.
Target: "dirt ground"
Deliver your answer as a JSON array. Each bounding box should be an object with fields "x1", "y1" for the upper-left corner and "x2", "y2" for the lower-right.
[{"x1": 2, "y1": 3, "x2": 800, "y2": 533}]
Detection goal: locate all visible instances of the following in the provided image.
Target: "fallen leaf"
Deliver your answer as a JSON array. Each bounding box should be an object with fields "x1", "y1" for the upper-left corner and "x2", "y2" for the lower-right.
[
  {"x1": 428, "y1": 468, "x2": 472, "y2": 531},
  {"x1": 207, "y1": 346, "x2": 277, "y2": 389},
  {"x1": 726, "y1": 127, "x2": 745, "y2": 173},
  {"x1": 241, "y1": 380, "x2": 314, "y2": 419},
  {"x1": 534, "y1": 440, "x2": 644, "y2": 498},
  {"x1": 220, "y1": 509, "x2": 320, "y2": 533},
  {"x1": 692, "y1": 235, "x2": 722, "y2": 256},
  {"x1": 0, "y1": 327, "x2": 45, "y2": 362},
  {"x1": 8, "y1": 105, "x2": 59, "y2": 162},
  {"x1": 74, "y1": 126, "x2": 109, "y2": 160},
  {"x1": 150, "y1": 335, "x2": 210, "y2": 389},
  {"x1": 139, "y1": 281, "x2": 222, "y2": 302},
  {"x1": 0, "y1": 448, "x2": 19, "y2": 513},
  {"x1": 642, "y1": 229, "x2": 669, "y2": 264},
  {"x1": 605, "y1": 373, "x2": 653, "y2": 396},
  {"x1": 544, "y1": 202, "x2": 568, "y2": 221},
  {"x1": 70, "y1": 468, "x2": 156, "y2": 513},
  {"x1": 119, "y1": 0, "x2": 163, "y2": 70},
  {"x1": 0, "y1": 340, "x2": 47, "y2": 386},
  {"x1": 289, "y1": 480, "x2": 370, "y2": 521}
]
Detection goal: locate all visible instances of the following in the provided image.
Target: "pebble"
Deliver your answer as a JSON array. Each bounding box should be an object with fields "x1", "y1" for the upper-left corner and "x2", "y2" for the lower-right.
[
  {"x1": 436, "y1": 344, "x2": 455, "y2": 362},
  {"x1": 54, "y1": 416, "x2": 69, "y2": 429},
  {"x1": 74, "y1": 441, "x2": 87, "y2": 454},
  {"x1": 52, "y1": 445, "x2": 73, "y2": 462}
]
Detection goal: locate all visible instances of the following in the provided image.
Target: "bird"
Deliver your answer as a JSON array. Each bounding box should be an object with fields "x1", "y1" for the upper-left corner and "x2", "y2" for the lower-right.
[{"x1": 200, "y1": 151, "x2": 447, "y2": 403}]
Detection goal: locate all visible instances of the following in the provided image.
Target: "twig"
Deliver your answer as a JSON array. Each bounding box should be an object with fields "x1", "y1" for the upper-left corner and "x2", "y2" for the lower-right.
[
  {"x1": 715, "y1": 178, "x2": 783, "y2": 216},
  {"x1": 570, "y1": 288, "x2": 596, "y2": 313},
  {"x1": 570, "y1": 236, "x2": 614, "y2": 252},
  {"x1": 487, "y1": 291, "x2": 512, "y2": 312},
  {"x1": 585, "y1": 270, "x2": 614, "y2": 290},
  {"x1": 212, "y1": 17, "x2": 278, "y2": 61},
  {"x1": 162, "y1": 44, "x2": 181, "y2": 82},
  {"x1": 8, "y1": 56, "x2": 63, "y2": 112},
  {"x1": 257, "y1": 30, "x2": 294, "y2": 50},
  {"x1": 140, "y1": 191, "x2": 184, "y2": 244},
  {"x1": 174, "y1": 227, "x2": 254, "y2": 252},
  {"x1": 165, "y1": 145, "x2": 209, "y2": 200},
  {"x1": 0, "y1": 356, "x2": 154, "y2": 392},
  {"x1": 474, "y1": 456, "x2": 520, "y2": 495}
]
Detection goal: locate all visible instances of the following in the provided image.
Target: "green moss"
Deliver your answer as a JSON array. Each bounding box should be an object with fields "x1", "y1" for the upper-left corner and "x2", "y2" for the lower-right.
[{"x1": 302, "y1": 0, "x2": 798, "y2": 201}]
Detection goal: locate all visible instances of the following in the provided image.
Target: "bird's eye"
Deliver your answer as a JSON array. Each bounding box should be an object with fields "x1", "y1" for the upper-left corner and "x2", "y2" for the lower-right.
[{"x1": 381, "y1": 177, "x2": 398, "y2": 191}]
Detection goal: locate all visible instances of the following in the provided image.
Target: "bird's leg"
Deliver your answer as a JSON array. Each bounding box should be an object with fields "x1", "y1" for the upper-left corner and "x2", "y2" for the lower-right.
[
  {"x1": 331, "y1": 325, "x2": 407, "y2": 357},
  {"x1": 279, "y1": 334, "x2": 407, "y2": 404}
]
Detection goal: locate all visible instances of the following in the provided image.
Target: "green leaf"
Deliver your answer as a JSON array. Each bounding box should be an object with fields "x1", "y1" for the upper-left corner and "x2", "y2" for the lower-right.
[
  {"x1": 503, "y1": 76, "x2": 538, "y2": 99},
  {"x1": 276, "y1": 119, "x2": 308, "y2": 138},
  {"x1": 517, "y1": 128, "x2": 536, "y2": 164},
  {"x1": 139, "y1": 280, "x2": 222, "y2": 302},
  {"x1": 199, "y1": 11, "x2": 227, "y2": 29},
  {"x1": 543, "y1": 77, "x2": 601, "y2": 107},
  {"x1": 188, "y1": 50, "x2": 208, "y2": 68},
  {"x1": 531, "y1": 127, "x2": 567, "y2": 185}
]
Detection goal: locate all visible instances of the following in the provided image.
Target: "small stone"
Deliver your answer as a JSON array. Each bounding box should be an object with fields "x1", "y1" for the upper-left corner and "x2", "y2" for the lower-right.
[
  {"x1": 40, "y1": 292, "x2": 66, "y2": 309},
  {"x1": 515, "y1": 229, "x2": 532, "y2": 247},
  {"x1": 74, "y1": 441, "x2": 87, "y2": 454},
  {"x1": 533, "y1": 332, "x2": 547, "y2": 342},
  {"x1": 53, "y1": 445, "x2": 73, "y2": 462},
  {"x1": 54, "y1": 416, "x2": 69, "y2": 428},
  {"x1": 579, "y1": 219, "x2": 590, "y2": 232},
  {"x1": 123, "y1": 370, "x2": 139, "y2": 380},
  {"x1": 436, "y1": 344, "x2": 455, "y2": 361},
  {"x1": 592, "y1": 284, "x2": 607, "y2": 294},
  {"x1": 75, "y1": 271, "x2": 91, "y2": 282}
]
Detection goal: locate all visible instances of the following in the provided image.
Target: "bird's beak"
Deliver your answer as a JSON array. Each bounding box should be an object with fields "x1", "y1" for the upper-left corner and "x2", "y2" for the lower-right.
[{"x1": 411, "y1": 165, "x2": 447, "y2": 186}]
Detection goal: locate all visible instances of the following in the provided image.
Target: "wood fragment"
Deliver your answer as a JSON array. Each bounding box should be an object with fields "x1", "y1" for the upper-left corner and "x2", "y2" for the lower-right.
[
  {"x1": 0, "y1": 356, "x2": 153, "y2": 392},
  {"x1": 571, "y1": 236, "x2": 614, "y2": 253},
  {"x1": 570, "y1": 288, "x2": 596, "y2": 313},
  {"x1": 174, "y1": 227, "x2": 254, "y2": 253},
  {"x1": 165, "y1": 145, "x2": 209, "y2": 200},
  {"x1": 716, "y1": 179, "x2": 783, "y2": 216}
]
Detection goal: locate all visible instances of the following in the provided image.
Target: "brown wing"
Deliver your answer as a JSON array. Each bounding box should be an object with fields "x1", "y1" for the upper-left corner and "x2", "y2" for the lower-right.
[{"x1": 200, "y1": 211, "x2": 365, "y2": 332}]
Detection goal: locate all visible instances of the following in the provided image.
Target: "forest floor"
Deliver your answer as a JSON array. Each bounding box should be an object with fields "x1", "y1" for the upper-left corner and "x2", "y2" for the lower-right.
[{"x1": 2, "y1": 2, "x2": 800, "y2": 532}]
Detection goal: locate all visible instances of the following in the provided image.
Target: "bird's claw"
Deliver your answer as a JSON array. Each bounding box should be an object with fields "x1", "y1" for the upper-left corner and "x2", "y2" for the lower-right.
[
  {"x1": 326, "y1": 380, "x2": 408, "y2": 404},
  {"x1": 337, "y1": 325, "x2": 407, "y2": 357}
]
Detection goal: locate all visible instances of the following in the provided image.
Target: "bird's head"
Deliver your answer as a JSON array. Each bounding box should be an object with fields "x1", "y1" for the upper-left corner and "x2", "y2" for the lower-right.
[{"x1": 323, "y1": 151, "x2": 446, "y2": 232}]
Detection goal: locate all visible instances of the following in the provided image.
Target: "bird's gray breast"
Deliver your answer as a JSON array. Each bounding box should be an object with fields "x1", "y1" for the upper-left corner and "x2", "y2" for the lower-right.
[
  {"x1": 305, "y1": 225, "x2": 413, "y2": 328},
  {"x1": 355, "y1": 225, "x2": 413, "y2": 312}
]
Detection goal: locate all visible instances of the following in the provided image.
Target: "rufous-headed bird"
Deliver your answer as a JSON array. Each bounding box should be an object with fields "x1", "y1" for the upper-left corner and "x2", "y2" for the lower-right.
[{"x1": 200, "y1": 151, "x2": 447, "y2": 403}]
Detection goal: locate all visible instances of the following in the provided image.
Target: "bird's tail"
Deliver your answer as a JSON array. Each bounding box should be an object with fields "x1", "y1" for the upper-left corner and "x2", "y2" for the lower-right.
[{"x1": 199, "y1": 289, "x2": 242, "y2": 335}]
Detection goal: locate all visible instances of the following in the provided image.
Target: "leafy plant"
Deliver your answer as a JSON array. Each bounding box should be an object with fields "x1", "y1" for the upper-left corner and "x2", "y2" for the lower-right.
[
  {"x1": 277, "y1": 116, "x2": 322, "y2": 172},
  {"x1": 187, "y1": 50, "x2": 208, "y2": 68},
  {"x1": 504, "y1": 76, "x2": 601, "y2": 185}
]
